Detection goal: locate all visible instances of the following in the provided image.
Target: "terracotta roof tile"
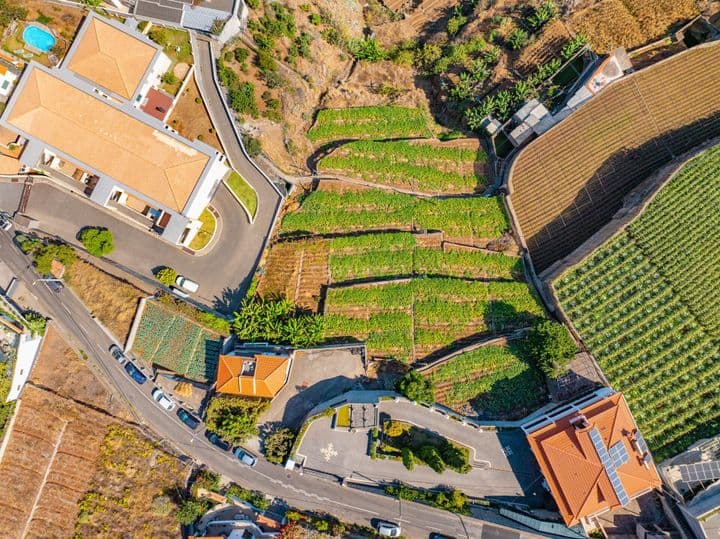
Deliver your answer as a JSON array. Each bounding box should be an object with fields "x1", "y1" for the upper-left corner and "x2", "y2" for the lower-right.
[
  {"x1": 526, "y1": 392, "x2": 661, "y2": 526},
  {"x1": 216, "y1": 354, "x2": 290, "y2": 398}
]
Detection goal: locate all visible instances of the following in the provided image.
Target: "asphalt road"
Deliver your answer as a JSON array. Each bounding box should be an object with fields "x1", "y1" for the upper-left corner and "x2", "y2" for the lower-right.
[{"x1": 0, "y1": 229, "x2": 546, "y2": 539}]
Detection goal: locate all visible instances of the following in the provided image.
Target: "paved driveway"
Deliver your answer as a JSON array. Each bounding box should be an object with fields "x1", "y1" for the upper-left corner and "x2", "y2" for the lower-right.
[
  {"x1": 0, "y1": 181, "x2": 267, "y2": 313},
  {"x1": 297, "y1": 400, "x2": 545, "y2": 505}
]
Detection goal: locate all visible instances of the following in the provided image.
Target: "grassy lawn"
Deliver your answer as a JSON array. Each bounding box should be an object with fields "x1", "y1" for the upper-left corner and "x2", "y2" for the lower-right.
[
  {"x1": 147, "y1": 26, "x2": 192, "y2": 94},
  {"x1": 189, "y1": 207, "x2": 216, "y2": 250},
  {"x1": 335, "y1": 405, "x2": 351, "y2": 428},
  {"x1": 226, "y1": 170, "x2": 258, "y2": 219}
]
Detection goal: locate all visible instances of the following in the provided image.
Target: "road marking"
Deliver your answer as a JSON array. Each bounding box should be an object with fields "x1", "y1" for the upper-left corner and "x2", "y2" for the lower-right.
[{"x1": 321, "y1": 442, "x2": 338, "y2": 462}]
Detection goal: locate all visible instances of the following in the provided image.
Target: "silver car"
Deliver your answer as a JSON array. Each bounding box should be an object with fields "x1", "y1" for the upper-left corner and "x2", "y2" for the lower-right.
[
  {"x1": 151, "y1": 388, "x2": 176, "y2": 411},
  {"x1": 376, "y1": 521, "x2": 401, "y2": 537}
]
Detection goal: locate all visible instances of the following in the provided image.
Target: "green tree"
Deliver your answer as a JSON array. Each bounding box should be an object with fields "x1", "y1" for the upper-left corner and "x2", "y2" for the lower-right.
[
  {"x1": 80, "y1": 227, "x2": 115, "y2": 257},
  {"x1": 527, "y1": 320, "x2": 576, "y2": 378},
  {"x1": 418, "y1": 445, "x2": 445, "y2": 473},
  {"x1": 176, "y1": 497, "x2": 208, "y2": 526},
  {"x1": 194, "y1": 469, "x2": 221, "y2": 492},
  {"x1": 395, "y1": 370, "x2": 434, "y2": 403},
  {"x1": 23, "y1": 311, "x2": 46, "y2": 336},
  {"x1": 34, "y1": 243, "x2": 76, "y2": 275},
  {"x1": 232, "y1": 297, "x2": 324, "y2": 347},
  {"x1": 263, "y1": 427, "x2": 295, "y2": 464},
  {"x1": 234, "y1": 47, "x2": 250, "y2": 63},
  {"x1": 161, "y1": 71, "x2": 178, "y2": 85},
  {"x1": 154, "y1": 267, "x2": 178, "y2": 287},
  {"x1": 205, "y1": 396, "x2": 269, "y2": 445}
]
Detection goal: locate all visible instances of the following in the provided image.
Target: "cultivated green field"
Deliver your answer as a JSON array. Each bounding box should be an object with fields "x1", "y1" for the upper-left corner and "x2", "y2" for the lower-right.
[
  {"x1": 131, "y1": 301, "x2": 223, "y2": 382},
  {"x1": 554, "y1": 144, "x2": 720, "y2": 460},
  {"x1": 280, "y1": 189, "x2": 508, "y2": 239},
  {"x1": 307, "y1": 106, "x2": 432, "y2": 143},
  {"x1": 429, "y1": 342, "x2": 545, "y2": 418},
  {"x1": 318, "y1": 139, "x2": 486, "y2": 194}
]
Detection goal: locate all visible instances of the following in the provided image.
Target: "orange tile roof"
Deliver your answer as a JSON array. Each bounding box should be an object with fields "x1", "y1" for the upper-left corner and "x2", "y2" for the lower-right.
[
  {"x1": 216, "y1": 354, "x2": 289, "y2": 398},
  {"x1": 526, "y1": 393, "x2": 661, "y2": 526},
  {"x1": 8, "y1": 66, "x2": 209, "y2": 212},
  {"x1": 67, "y1": 16, "x2": 157, "y2": 99}
]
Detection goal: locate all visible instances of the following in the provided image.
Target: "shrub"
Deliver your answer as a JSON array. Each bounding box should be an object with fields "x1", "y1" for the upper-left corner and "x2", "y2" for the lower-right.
[
  {"x1": 0, "y1": 1, "x2": 26, "y2": 26},
  {"x1": 242, "y1": 134, "x2": 262, "y2": 158},
  {"x1": 225, "y1": 483, "x2": 271, "y2": 510},
  {"x1": 15, "y1": 234, "x2": 42, "y2": 254},
  {"x1": 246, "y1": 0, "x2": 259, "y2": 7},
  {"x1": 255, "y1": 50, "x2": 277, "y2": 73},
  {"x1": 205, "y1": 395, "x2": 269, "y2": 445},
  {"x1": 395, "y1": 370, "x2": 434, "y2": 403},
  {"x1": 194, "y1": 469, "x2": 221, "y2": 492},
  {"x1": 37, "y1": 12, "x2": 53, "y2": 24},
  {"x1": 150, "y1": 495, "x2": 174, "y2": 516},
  {"x1": 154, "y1": 267, "x2": 178, "y2": 287},
  {"x1": 418, "y1": 445, "x2": 445, "y2": 473},
  {"x1": 211, "y1": 18, "x2": 225, "y2": 36},
  {"x1": 401, "y1": 447, "x2": 414, "y2": 470},
  {"x1": 80, "y1": 227, "x2": 115, "y2": 257},
  {"x1": 527, "y1": 320, "x2": 576, "y2": 378},
  {"x1": 263, "y1": 427, "x2": 295, "y2": 464},
  {"x1": 229, "y1": 82, "x2": 259, "y2": 117},
  {"x1": 176, "y1": 497, "x2": 209, "y2": 525},
  {"x1": 23, "y1": 311, "x2": 46, "y2": 336},
  {"x1": 161, "y1": 71, "x2": 178, "y2": 85},
  {"x1": 350, "y1": 37, "x2": 387, "y2": 61},
  {"x1": 234, "y1": 47, "x2": 250, "y2": 63},
  {"x1": 507, "y1": 28, "x2": 529, "y2": 50}
]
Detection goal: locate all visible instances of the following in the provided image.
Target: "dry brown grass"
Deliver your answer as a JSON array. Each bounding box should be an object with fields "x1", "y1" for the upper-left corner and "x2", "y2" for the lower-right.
[
  {"x1": 65, "y1": 260, "x2": 143, "y2": 344},
  {"x1": 569, "y1": 0, "x2": 699, "y2": 53},
  {"x1": 168, "y1": 76, "x2": 223, "y2": 152}
]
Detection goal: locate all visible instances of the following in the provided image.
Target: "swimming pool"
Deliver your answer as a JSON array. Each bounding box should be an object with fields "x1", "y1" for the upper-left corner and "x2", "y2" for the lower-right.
[{"x1": 22, "y1": 25, "x2": 56, "y2": 53}]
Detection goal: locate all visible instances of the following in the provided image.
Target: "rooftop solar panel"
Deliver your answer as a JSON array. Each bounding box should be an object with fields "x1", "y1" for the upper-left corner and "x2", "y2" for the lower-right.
[
  {"x1": 589, "y1": 427, "x2": 631, "y2": 507},
  {"x1": 679, "y1": 461, "x2": 720, "y2": 483}
]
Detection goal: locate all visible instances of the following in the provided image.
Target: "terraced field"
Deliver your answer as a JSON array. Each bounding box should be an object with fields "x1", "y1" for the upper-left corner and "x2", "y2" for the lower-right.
[
  {"x1": 428, "y1": 342, "x2": 545, "y2": 419},
  {"x1": 318, "y1": 139, "x2": 487, "y2": 194},
  {"x1": 308, "y1": 106, "x2": 432, "y2": 143},
  {"x1": 131, "y1": 300, "x2": 223, "y2": 382},
  {"x1": 554, "y1": 143, "x2": 720, "y2": 460},
  {"x1": 509, "y1": 41, "x2": 720, "y2": 272}
]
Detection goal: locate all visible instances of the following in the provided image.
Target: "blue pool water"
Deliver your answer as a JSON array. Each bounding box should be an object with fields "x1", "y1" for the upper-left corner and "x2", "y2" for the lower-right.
[{"x1": 22, "y1": 25, "x2": 56, "y2": 53}]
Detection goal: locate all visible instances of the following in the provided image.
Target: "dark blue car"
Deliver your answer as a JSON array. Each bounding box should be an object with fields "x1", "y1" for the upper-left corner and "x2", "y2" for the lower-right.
[
  {"x1": 177, "y1": 408, "x2": 201, "y2": 430},
  {"x1": 123, "y1": 361, "x2": 147, "y2": 384},
  {"x1": 205, "y1": 431, "x2": 231, "y2": 451}
]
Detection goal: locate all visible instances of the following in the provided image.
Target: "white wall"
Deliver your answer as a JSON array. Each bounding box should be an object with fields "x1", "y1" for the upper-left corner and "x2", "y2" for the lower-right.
[
  {"x1": 7, "y1": 333, "x2": 43, "y2": 402},
  {"x1": 183, "y1": 155, "x2": 229, "y2": 220}
]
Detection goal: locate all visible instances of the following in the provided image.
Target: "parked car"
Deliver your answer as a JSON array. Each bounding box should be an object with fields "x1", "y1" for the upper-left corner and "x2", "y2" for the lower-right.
[
  {"x1": 205, "y1": 431, "x2": 231, "y2": 451},
  {"x1": 45, "y1": 280, "x2": 64, "y2": 293},
  {"x1": 151, "y1": 388, "x2": 176, "y2": 411},
  {"x1": 170, "y1": 286, "x2": 189, "y2": 299},
  {"x1": 0, "y1": 216, "x2": 11, "y2": 231},
  {"x1": 430, "y1": 533, "x2": 456, "y2": 539},
  {"x1": 109, "y1": 344, "x2": 126, "y2": 363},
  {"x1": 175, "y1": 275, "x2": 199, "y2": 293},
  {"x1": 234, "y1": 447, "x2": 258, "y2": 467},
  {"x1": 123, "y1": 361, "x2": 147, "y2": 385},
  {"x1": 376, "y1": 521, "x2": 402, "y2": 537},
  {"x1": 177, "y1": 408, "x2": 201, "y2": 430}
]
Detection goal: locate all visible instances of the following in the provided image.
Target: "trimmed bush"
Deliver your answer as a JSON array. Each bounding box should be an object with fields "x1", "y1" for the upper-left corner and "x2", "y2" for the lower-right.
[{"x1": 80, "y1": 227, "x2": 115, "y2": 257}]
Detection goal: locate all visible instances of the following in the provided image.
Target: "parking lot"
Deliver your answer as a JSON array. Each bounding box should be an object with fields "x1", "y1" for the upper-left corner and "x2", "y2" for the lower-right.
[{"x1": 296, "y1": 398, "x2": 544, "y2": 504}]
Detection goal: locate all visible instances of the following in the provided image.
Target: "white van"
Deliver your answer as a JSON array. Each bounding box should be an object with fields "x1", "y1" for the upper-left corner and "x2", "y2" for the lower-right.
[
  {"x1": 170, "y1": 286, "x2": 189, "y2": 299},
  {"x1": 175, "y1": 275, "x2": 199, "y2": 293}
]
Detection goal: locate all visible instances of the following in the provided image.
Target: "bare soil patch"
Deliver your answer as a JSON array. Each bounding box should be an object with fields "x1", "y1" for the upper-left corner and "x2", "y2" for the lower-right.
[
  {"x1": 168, "y1": 75, "x2": 223, "y2": 153},
  {"x1": 65, "y1": 260, "x2": 144, "y2": 345}
]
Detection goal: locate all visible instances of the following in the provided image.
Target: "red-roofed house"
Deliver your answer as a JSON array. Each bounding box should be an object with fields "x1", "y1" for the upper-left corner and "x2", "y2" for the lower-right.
[
  {"x1": 523, "y1": 388, "x2": 661, "y2": 528},
  {"x1": 215, "y1": 352, "x2": 291, "y2": 399}
]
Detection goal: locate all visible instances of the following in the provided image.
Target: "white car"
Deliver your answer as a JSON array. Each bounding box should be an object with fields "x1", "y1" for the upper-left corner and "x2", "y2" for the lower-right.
[
  {"x1": 151, "y1": 388, "x2": 176, "y2": 411},
  {"x1": 175, "y1": 275, "x2": 199, "y2": 293},
  {"x1": 376, "y1": 521, "x2": 402, "y2": 537},
  {"x1": 0, "y1": 216, "x2": 11, "y2": 231},
  {"x1": 170, "y1": 286, "x2": 189, "y2": 299}
]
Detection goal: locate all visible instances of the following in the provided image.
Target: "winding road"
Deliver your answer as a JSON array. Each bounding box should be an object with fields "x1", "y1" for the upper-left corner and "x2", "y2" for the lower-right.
[{"x1": 0, "y1": 32, "x2": 547, "y2": 539}]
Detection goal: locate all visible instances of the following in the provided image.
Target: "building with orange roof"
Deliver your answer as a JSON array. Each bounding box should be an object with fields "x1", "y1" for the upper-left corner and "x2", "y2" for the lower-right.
[
  {"x1": 0, "y1": 13, "x2": 230, "y2": 248},
  {"x1": 523, "y1": 387, "x2": 661, "y2": 528},
  {"x1": 216, "y1": 353, "x2": 291, "y2": 399}
]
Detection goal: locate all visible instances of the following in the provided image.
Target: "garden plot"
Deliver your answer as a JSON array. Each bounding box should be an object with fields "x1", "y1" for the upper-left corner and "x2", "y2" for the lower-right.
[
  {"x1": 280, "y1": 187, "x2": 509, "y2": 243},
  {"x1": 131, "y1": 300, "x2": 223, "y2": 383},
  {"x1": 428, "y1": 341, "x2": 545, "y2": 419},
  {"x1": 554, "y1": 143, "x2": 720, "y2": 460},
  {"x1": 324, "y1": 277, "x2": 543, "y2": 362},
  {"x1": 307, "y1": 106, "x2": 432, "y2": 144},
  {"x1": 317, "y1": 139, "x2": 487, "y2": 194}
]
